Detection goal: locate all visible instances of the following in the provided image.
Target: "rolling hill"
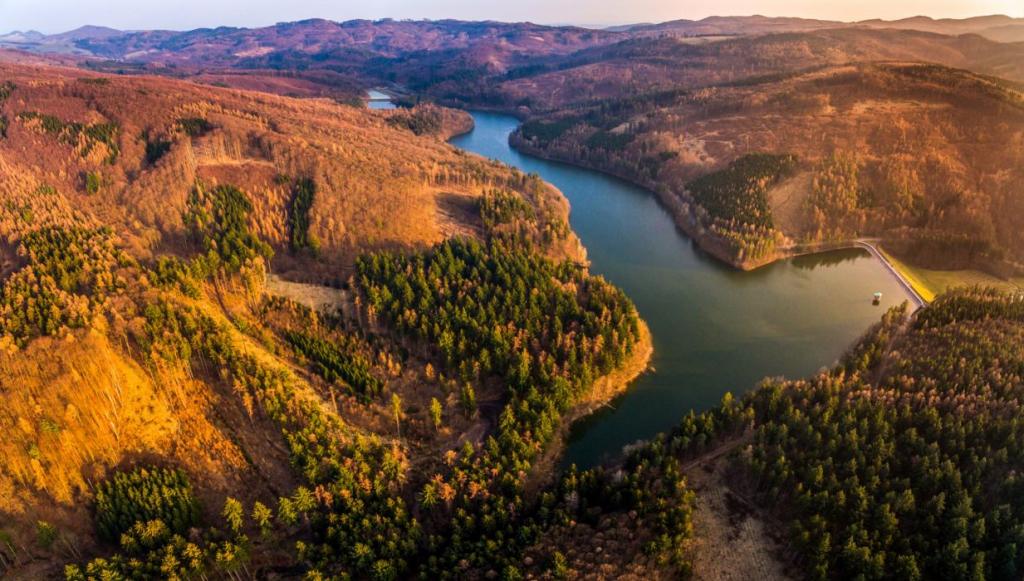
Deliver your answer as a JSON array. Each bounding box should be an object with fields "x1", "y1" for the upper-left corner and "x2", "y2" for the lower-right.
[
  {"x1": 618, "y1": 14, "x2": 1024, "y2": 42},
  {"x1": 0, "y1": 19, "x2": 622, "y2": 103},
  {"x1": 0, "y1": 63, "x2": 658, "y2": 579},
  {"x1": 5, "y1": 16, "x2": 1024, "y2": 108},
  {"x1": 511, "y1": 62, "x2": 1024, "y2": 271},
  {"x1": 425, "y1": 28, "x2": 1024, "y2": 111},
  {"x1": 0, "y1": 61, "x2": 582, "y2": 278},
  {"x1": 3, "y1": 13, "x2": 1024, "y2": 580}
]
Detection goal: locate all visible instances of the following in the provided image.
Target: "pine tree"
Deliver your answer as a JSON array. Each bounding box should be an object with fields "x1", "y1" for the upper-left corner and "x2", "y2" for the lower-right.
[
  {"x1": 222, "y1": 498, "x2": 244, "y2": 535},
  {"x1": 251, "y1": 502, "x2": 272, "y2": 539},
  {"x1": 430, "y1": 397, "x2": 444, "y2": 432},
  {"x1": 391, "y1": 394, "x2": 404, "y2": 437}
]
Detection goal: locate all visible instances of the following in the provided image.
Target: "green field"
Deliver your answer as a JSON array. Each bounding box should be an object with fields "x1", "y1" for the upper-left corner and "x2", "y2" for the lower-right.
[{"x1": 880, "y1": 246, "x2": 1023, "y2": 303}]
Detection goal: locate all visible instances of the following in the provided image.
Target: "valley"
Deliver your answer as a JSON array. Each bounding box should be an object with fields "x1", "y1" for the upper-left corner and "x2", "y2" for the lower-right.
[
  {"x1": 450, "y1": 111, "x2": 914, "y2": 467},
  {"x1": 0, "y1": 9, "x2": 1023, "y2": 581}
]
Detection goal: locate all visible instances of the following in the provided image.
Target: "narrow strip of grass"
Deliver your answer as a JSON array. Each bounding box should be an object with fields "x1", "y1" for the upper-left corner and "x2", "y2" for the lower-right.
[
  {"x1": 877, "y1": 247, "x2": 936, "y2": 303},
  {"x1": 880, "y1": 246, "x2": 1023, "y2": 302}
]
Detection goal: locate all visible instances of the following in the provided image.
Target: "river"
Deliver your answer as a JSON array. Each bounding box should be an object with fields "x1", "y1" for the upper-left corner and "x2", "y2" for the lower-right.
[{"x1": 449, "y1": 111, "x2": 913, "y2": 469}]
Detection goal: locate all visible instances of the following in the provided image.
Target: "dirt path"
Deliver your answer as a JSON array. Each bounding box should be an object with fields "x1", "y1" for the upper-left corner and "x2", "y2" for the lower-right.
[{"x1": 681, "y1": 434, "x2": 750, "y2": 473}]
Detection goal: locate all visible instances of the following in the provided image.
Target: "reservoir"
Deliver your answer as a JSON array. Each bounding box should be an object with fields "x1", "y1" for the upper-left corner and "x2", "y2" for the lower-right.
[
  {"x1": 450, "y1": 111, "x2": 913, "y2": 469},
  {"x1": 367, "y1": 89, "x2": 396, "y2": 110}
]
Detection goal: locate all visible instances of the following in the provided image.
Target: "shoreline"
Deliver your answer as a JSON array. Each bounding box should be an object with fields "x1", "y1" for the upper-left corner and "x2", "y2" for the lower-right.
[
  {"x1": 439, "y1": 108, "x2": 476, "y2": 140},
  {"x1": 409, "y1": 100, "x2": 934, "y2": 308},
  {"x1": 525, "y1": 319, "x2": 654, "y2": 495},
  {"x1": 447, "y1": 109, "x2": 928, "y2": 479},
  {"x1": 855, "y1": 241, "x2": 928, "y2": 309},
  {"x1": 440, "y1": 107, "x2": 654, "y2": 481},
  {"x1": 508, "y1": 136, "x2": 785, "y2": 271},
  {"x1": 506, "y1": 134, "x2": 936, "y2": 306}
]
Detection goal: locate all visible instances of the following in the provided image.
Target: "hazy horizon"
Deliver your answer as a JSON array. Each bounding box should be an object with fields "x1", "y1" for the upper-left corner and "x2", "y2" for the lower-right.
[{"x1": 3, "y1": 0, "x2": 1023, "y2": 34}]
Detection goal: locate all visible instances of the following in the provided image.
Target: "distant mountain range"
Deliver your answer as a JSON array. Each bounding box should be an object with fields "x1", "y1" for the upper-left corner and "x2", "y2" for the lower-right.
[
  {"x1": 4, "y1": 15, "x2": 1024, "y2": 122},
  {"x1": 2, "y1": 14, "x2": 1022, "y2": 64},
  {"x1": 0, "y1": 25, "x2": 123, "y2": 55},
  {"x1": 614, "y1": 14, "x2": 1024, "y2": 41},
  {"x1": 0, "y1": 19, "x2": 613, "y2": 63}
]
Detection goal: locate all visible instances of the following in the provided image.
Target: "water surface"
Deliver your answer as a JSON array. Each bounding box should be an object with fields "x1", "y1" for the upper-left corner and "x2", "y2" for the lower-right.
[
  {"x1": 451, "y1": 111, "x2": 912, "y2": 469},
  {"x1": 367, "y1": 90, "x2": 396, "y2": 110}
]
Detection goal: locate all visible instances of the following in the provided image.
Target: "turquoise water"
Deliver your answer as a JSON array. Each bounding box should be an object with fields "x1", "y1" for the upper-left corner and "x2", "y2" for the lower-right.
[{"x1": 451, "y1": 111, "x2": 912, "y2": 469}]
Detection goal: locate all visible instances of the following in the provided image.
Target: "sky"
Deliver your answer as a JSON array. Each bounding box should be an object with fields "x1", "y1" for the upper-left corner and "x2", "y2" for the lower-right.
[{"x1": 4, "y1": 0, "x2": 1023, "y2": 34}]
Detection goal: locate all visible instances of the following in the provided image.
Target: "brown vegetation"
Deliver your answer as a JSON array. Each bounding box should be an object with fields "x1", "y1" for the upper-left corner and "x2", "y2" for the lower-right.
[
  {"x1": 431, "y1": 28, "x2": 1024, "y2": 112},
  {"x1": 0, "y1": 62, "x2": 642, "y2": 578},
  {"x1": 0, "y1": 62, "x2": 580, "y2": 280},
  {"x1": 511, "y1": 62, "x2": 1024, "y2": 273}
]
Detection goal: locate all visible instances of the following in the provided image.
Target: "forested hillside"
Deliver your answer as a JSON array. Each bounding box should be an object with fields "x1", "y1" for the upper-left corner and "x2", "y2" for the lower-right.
[
  {"x1": 2, "y1": 14, "x2": 1024, "y2": 580},
  {"x1": 532, "y1": 287, "x2": 1024, "y2": 580},
  {"x1": 511, "y1": 62, "x2": 1024, "y2": 272},
  {"x1": 679, "y1": 288, "x2": 1024, "y2": 579},
  {"x1": 0, "y1": 62, "x2": 583, "y2": 279},
  {"x1": 416, "y1": 28, "x2": 1024, "y2": 111},
  {"x1": 0, "y1": 64, "x2": 666, "y2": 579}
]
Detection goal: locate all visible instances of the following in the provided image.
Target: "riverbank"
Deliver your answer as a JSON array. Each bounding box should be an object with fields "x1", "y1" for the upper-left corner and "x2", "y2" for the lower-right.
[
  {"x1": 442, "y1": 103, "x2": 876, "y2": 277},
  {"x1": 854, "y1": 241, "x2": 927, "y2": 309},
  {"x1": 509, "y1": 135, "x2": 792, "y2": 271},
  {"x1": 438, "y1": 107, "x2": 475, "y2": 140},
  {"x1": 507, "y1": 135, "x2": 973, "y2": 306},
  {"x1": 525, "y1": 319, "x2": 654, "y2": 495},
  {"x1": 452, "y1": 110, "x2": 918, "y2": 470}
]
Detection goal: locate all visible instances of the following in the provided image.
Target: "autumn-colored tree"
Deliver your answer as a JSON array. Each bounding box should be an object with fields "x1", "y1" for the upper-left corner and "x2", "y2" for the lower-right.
[{"x1": 391, "y1": 393, "x2": 404, "y2": 436}]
